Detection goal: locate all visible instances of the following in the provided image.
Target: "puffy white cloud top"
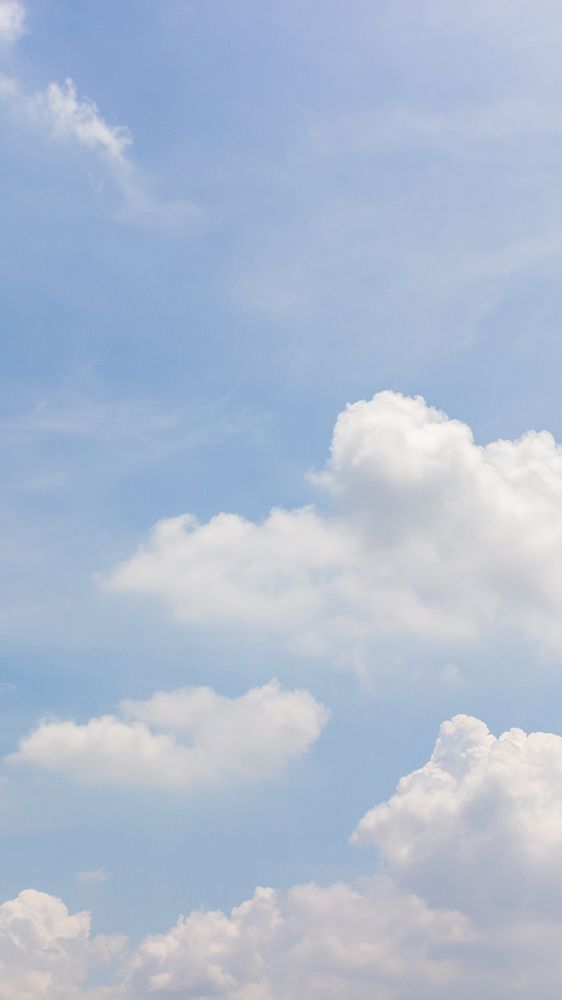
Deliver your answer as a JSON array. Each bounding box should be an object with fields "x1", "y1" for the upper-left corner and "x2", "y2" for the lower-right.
[
  {"x1": 0, "y1": 889, "x2": 124, "y2": 999},
  {"x1": 107, "y1": 391, "x2": 562, "y2": 670},
  {"x1": 352, "y1": 712, "x2": 562, "y2": 913},
  {"x1": 7, "y1": 680, "x2": 329, "y2": 789},
  {"x1": 118, "y1": 879, "x2": 469, "y2": 1000},
  {"x1": 6, "y1": 713, "x2": 562, "y2": 997}
]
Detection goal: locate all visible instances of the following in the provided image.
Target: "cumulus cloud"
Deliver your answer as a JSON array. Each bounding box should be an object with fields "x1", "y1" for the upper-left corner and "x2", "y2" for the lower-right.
[
  {"x1": 114, "y1": 714, "x2": 562, "y2": 997},
  {"x1": 118, "y1": 878, "x2": 468, "y2": 1000},
  {"x1": 107, "y1": 391, "x2": 562, "y2": 671},
  {"x1": 8, "y1": 714, "x2": 562, "y2": 996},
  {"x1": 352, "y1": 712, "x2": 562, "y2": 914},
  {"x1": 7, "y1": 681, "x2": 329, "y2": 789},
  {"x1": 0, "y1": 0, "x2": 25, "y2": 45},
  {"x1": 0, "y1": 889, "x2": 124, "y2": 1000},
  {"x1": 0, "y1": 882, "x2": 467, "y2": 1000}
]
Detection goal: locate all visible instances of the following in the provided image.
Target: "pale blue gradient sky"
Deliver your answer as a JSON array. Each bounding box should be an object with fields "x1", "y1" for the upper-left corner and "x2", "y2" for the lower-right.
[{"x1": 3, "y1": 0, "x2": 562, "y2": 943}]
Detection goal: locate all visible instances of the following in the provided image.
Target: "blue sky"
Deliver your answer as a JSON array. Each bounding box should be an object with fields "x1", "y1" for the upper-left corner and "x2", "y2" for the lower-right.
[{"x1": 4, "y1": 2, "x2": 562, "y2": 996}]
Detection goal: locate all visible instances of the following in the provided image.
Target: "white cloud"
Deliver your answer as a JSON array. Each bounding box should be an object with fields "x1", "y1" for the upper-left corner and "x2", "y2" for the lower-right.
[
  {"x1": 32, "y1": 78, "x2": 132, "y2": 170},
  {"x1": 118, "y1": 878, "x2": 469, "y2": 1000},
  {"x1": 0, "y1": 0, "x2": 25, "y2": 45},
  {"x1": 3, "y1": 74, "x2": 199, "y2": 227},
  {"x1": 7, "y1": 714, "x2": 562, "y2": 996},
  {"x1": 0, "y1": 889, "x2": 124, "y2": 1000},
  {"x1": 352, "y1": 712, "x2": 562, "y2": 914},
  {"x1": 0, "y1": 6, "x2": 132, "y2": 176},
  {"x1": 108, "y1": 507, "x2": 364, "y2": 664},
  {"x1": 107, "y1": 391, "x2": 562, "y2": 671},
  {"x1": 114, "y1": 714, "x2": 562, "y2": 997},
  {"x1": 0, "y1": 71, "x2": 137, "y2": 199},
  {"x1": 1, "y1": 50, "x2": 197, "y2": 226},
  {"x1": 7, "y1": 681, "x2": 329, "y2": 789}
]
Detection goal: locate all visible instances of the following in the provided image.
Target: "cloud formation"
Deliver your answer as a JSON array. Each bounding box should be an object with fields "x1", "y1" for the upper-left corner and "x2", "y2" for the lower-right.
[
  {"x1": 352, "y1": 713, "x2": 562, "y2": 913},
  {"x1": 32, "y1": 78, "x2": 132, "y2": 170},
  {"x1": 0, "y1": 72, "x2": 198, "y2": 227},
  {"x1": 0, "y1": 4, "x2": 127, "y2": 168},
  {"x1": 0, "y1": 889, "x2": 124, "y2": 1000},
  {"x1": 115, "y1": 714, "x2": 562, "y2": 997},
  {"x1": 0, "y1": 7, "x2": 196, "y2": 226},
  {"x1": 8, "y1": 681, "x2": 329, "y2": 789},
  {"x1": 117, "y1": 878, "x2": 468, "y2": 1000},
  {"x1": 6, "y1": 714, "x2": 562, "y2": 996},
  {"x1": 0, "y1": 0, "x2": 24, "y2": 45},
  {"x1": 107, "y1": 391, "x2": 562, "y2": 671}
]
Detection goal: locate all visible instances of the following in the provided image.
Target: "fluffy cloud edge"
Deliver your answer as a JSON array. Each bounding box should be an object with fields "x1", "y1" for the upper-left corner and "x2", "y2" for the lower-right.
[
  {"x1": 105, "y1": 390, "x2": 562, "y2": 672},
  {"x1": 6, "y1": 680, "x2": 330, "y2": 790}
]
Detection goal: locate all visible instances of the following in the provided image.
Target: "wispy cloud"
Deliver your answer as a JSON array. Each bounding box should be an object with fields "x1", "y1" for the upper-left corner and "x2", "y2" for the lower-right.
[
  {"x1": 0, "y1": 75, "x2": 198, "y2": 227},
  {"x1": 0, "y1": 7, "x2": 198, "y2": 228},
  {"x1": 33, "y1": 78, "x2": 132, "y2": 169},
  {"x1": 0, "y1": 0, "x2": 25, "y2": 46},
  {"x1": 309, "y1": 100, "x2": 562, "y2": 159},
  {"x1": 77, "y1": 869, "x2": 110, "y2": 884},
  {"x1": 1, "y1": 387, "x2": 262, "y2": 493}
]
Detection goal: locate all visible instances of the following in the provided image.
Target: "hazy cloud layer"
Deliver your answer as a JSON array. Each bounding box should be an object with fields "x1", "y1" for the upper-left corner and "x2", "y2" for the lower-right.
[
  {"x1": 8, "y1": 681, "x2": 329, "y2": 789},
  {"x1": 108, "y1": 391, "x2": 562, "y2": 671}
]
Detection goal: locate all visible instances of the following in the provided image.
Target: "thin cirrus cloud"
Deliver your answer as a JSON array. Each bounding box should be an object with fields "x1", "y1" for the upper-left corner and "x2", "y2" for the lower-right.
[
  {"x1": 106, "y1": 390, "x2": 562, "y2": 672},
  {"x1": 0, "y1": 2, "x2": 129, "y2": 171},
  {"x1": 1, "y1": 73, "x2": 145, "y2": 213},
  {"x1": 32, "y1": 77, "x2": 132, "y2": 170},
  {"x1": 7, "y1": 681, "x2": 329, "y2": 790},
  {"x1": 27, "y1": 76, "x2": 196, "y2": 226},
  {"x1": 6, "y1": 714, "x2": 562, "y2": 996},
  {"x1": 0, "y1": 2, "x2": 196, "y2": 226}
]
